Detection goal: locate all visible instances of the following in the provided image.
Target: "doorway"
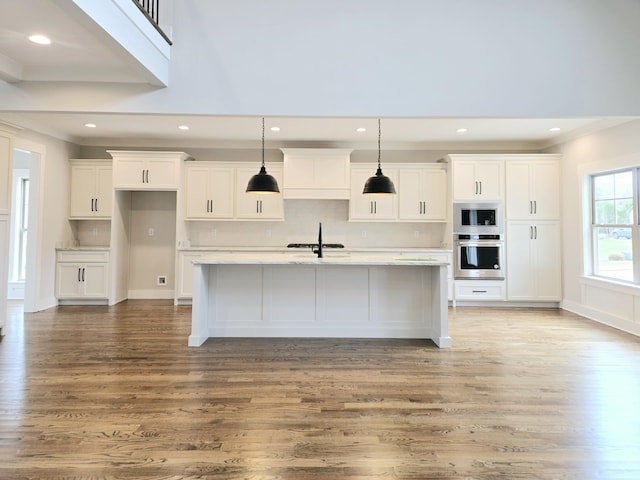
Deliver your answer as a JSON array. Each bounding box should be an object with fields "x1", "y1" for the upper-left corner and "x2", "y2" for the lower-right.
[{"x1": 9, "y1": 140, "x2": 44, "y2": 313}]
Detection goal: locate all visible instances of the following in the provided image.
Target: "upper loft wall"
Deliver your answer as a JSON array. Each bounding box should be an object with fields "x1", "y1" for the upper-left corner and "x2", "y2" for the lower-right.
[{"x1": 1, "y1": 0, "x2": 639, "y2": 118}]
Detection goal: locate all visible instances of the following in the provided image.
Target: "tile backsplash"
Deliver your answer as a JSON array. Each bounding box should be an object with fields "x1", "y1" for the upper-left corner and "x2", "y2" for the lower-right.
[{"x1": 186, "y1": 200, "x2": 447, "y2": 249}]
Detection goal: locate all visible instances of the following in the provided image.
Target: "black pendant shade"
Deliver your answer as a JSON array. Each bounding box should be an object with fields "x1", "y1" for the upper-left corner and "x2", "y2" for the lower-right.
[
  {"x1": 246, "y1": 117, "x2": 280, "y2": 194},
  {"x1": 246, "y1": 165, "x2": 280, "y2": 194},
  {"x1": 363, "y1": 166, "x2": 396, "y2": 195},
  {"x1": 363, "y1": 118, "x2": 396, "y2": 195}
]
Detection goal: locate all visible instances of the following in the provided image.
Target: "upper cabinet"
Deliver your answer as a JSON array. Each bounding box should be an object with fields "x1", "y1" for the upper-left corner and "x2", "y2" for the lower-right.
[
  {"x1": 349, "y1": 165, "x2": 398, "y2": 221},
  {"x1": 282, "y1": 148, "x2": 352, "y2": 199},
  {"x1": 109, "y1": 151, "x2": 190, "y2": 190},
  {"x1": 235, "y1": 165, "x2": 284, "y2": 220},
  {"x1": 505, "y1": 157, "x2": 561, "y2": 220},
  {"x1": 449, "y1": 155, "x2": 504, "y2": 201},
  {"x1": 183, "y1": 162, "x2": 284, "y2": 221},
  {"x1": 184, "y1": 163, "x2": 235, "y2": 219},
  {"x1": 398, "y1": 165, "x2": 447, "y2": 221},
  {"x1": 69, "y1": 160, "x2": 113, "y2": 219}
]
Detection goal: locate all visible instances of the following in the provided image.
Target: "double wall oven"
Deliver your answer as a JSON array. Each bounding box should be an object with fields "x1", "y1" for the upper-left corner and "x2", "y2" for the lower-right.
[{"x1": 453, "y1": 202, "x2": 504, "y2": 280}]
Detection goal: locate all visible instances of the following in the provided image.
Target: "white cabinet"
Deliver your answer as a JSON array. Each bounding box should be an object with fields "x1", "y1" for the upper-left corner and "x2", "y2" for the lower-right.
[
  {"x1": 69, "y1": 161, "x2": 112, "y2": 218},
  {"x1": 454, "y1": 280, "x2": 506, "y2": 301},
  {"x1": 349, "y1": 166, "x2": 398, "y2": 220},
  {"x1": 282, "y1": 148, "x2": 352, "y2": 199},
  {"x1": 176, "y1": 251, "x2": 205, "y2": 301},
  {"x1": 450, "y1": 156, "x2": 504, "y2": 201},
  {"x1": 0, "y1": 218, "x2": 7, "y2": 334},
  {"x1": 398, "y1": 166, "x2": 447, "y2": 221},
  {"x1": 235, "y1": 165, "x2": 284, "y2": 220},
  {"x1": 109, "y1": 151, "x2": 189, "y2": 190},
  {"x1": 506, "y1": 158, "x2": 560, "y2": 220},
  {"x1": 55, "y1": 250, "x2": 109, "y2": 301},
  {"x1": 506, "y1": 220, "x2": 561, "y2": 301},
  {"x1": 184, "y1": 163, "x2": 234, "y2": 219}
]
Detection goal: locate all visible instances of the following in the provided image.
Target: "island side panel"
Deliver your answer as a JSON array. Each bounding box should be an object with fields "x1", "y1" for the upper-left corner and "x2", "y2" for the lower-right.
[
  {"x1": 188, "y1": 263, "x2": 211, "y2": 346},
  {"x1": 431, "y1": 264, "x2": 452, "y2": 348},
  {"x1": 368, "y1": 266, "x2": 431, "y2": 338}
]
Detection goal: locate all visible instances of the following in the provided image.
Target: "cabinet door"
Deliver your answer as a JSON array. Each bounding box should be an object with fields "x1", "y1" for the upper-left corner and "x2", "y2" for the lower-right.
[
  {"x1": 350, "y1": 167, "x2": 397, "y2": 220},
  {"x1": 235, "y1": 166, "x2": 283, "y2": 219},
  {"x1": 506, "y1": 160, "x2": 560, "y2": 220},
  {"x1": 533, "y1": 222, "x2": 561, "y2": 301},
  {"x1": 178, "y1": 252, "x2": 203, "y2": 298},
  {"x1": 398, "y1": 167, "x2": 446, "y2": 221},
  {"x1": 452, "y1": 161, "x2": 478, "y2": 200},
  {"x1": 145, "y1": 158, "x2": 180, "y2": 189},
  {"x1": 506, "y1": 221, "x2": 561, "y2": 301},
  {"x1": 531, "y1": 161, "x2": 560, "y2": 220},
  {"x1": 506, "y1": 221, "x2": 535, "y2": 300},
  {"x1": 69, "y1": 165, "x2": 97, "y2": 217},
  {"x1": 94, "y1": 165, "x2": 113, "y2": 217},
  {"x1": 453, "y1": 160, "x2": 503, "y2": 201},
  {"x1": 475, "y1": 161, "x2": 504, "y2": 200},
  {"x1": 208, "y1": 167, "x2": 235, "y2": 218},
  {"x1": 83, "y1": 263, "x2": 109, "y2": 298},
  {"x1": 505, "y1": 162, "x2": 532, "y2": 219},
  {"x1": 422, "y1": 168, "x2": 447, "y2": 220},
  {"x1": 185, "y1": 166, "x2": 212, "y2": 218},
  {"x1": 114, "y1": 158, "x2": 146, "y2": 189},
  {"x1": 56, "y1": 263, "x2": 83, "y2": 298}
]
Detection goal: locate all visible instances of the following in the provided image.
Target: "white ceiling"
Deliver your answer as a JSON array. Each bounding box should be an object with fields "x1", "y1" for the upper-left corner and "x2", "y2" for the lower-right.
[{"x1": 0, "y1": 2, "x2": 635, "y2": 150}]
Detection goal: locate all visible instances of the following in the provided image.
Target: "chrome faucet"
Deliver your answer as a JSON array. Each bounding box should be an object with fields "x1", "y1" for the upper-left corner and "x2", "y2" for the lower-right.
[{"x1": 313, "y1": 222, "x2": 323, "y2": 258}]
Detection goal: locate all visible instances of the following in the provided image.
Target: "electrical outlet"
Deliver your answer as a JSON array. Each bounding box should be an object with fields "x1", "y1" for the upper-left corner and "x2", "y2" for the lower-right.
[
  {"x1": 414, "y1": 231, "x2": 420, "y2": 238},
  {"x1": 92, "y1": 227, "x2": 98, "y2": 236},
  {"x1": 361, "y1": 230, "x2": 367, "y2": 238},
  {"x1": 148, "y1": 227, "x2": 155, "y2": 237},
  {"x1": 266, "y1": 229, "x2": 272, "y2": 237},
  {"x1": 157, "y1": 275, "x2": 167, "y2": 286}
]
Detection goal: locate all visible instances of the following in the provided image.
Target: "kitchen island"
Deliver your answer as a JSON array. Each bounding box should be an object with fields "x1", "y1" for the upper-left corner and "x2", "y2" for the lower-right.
[{"x1": 188, "y1": 253, "x2": 451, "y2": 348}]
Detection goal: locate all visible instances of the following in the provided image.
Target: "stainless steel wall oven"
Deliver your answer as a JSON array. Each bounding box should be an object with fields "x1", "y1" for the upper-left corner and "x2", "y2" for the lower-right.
[{"x1": 455, "y1": 234, "x2": 505, "y2": 280}]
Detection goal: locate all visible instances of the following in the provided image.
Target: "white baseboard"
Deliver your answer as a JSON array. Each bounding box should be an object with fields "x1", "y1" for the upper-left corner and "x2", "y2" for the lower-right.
[
  {"x1": 562, "y1": 299, "x2": 640, "y2": 337},
  {"x1": 128, "y1": 289, "x2": 175, "y2": 300}
]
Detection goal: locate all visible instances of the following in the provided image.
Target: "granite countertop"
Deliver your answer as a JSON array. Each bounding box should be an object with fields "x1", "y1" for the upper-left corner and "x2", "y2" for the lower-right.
[{"x1": 55, "y1": 246, "x2": 110, "y2": 251}]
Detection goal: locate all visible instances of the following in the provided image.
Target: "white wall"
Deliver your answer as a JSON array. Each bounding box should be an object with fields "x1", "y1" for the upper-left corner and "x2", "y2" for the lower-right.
[
  {"x1": 1, "y1": 1, "x2": 640, "y2": 117},
  {"x1": 547, "y1": 119, "x2": 640, "y2": 336}
]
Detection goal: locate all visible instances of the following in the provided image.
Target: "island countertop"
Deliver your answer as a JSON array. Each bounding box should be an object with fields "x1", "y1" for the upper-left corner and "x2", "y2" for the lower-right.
[{"x1": 192, "y1": 252, "x2": 449, "y2": 267}]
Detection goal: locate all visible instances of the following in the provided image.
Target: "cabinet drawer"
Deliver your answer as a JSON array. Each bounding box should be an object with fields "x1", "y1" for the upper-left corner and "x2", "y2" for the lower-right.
[
  {"x1": 56, "y1": 250, "x2": 109, "y2": 263},
  {"x1": 455, "y1": 281, "x2": 505, "y2": 300}
]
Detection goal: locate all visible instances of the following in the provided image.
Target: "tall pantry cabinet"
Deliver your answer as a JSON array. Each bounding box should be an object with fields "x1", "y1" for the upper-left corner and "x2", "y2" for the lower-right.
[{"x1": 505, "y1": 156, "x2": 562, "y2": 301}]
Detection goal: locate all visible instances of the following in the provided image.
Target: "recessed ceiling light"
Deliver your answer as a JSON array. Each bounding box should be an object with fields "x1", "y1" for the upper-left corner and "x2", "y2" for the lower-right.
[
  {"x1": 457, "y1": 128, "x2": 468, "y2": 133},
  {"x1": 29, "y1": 34, "x2": 51, "y2": 45},
  {"x1": 84, "y1": 123, "x2": 97, "y2": 128},
  {"x1": 549, "y1": 127, "x2": 561, "y2": 132},
  {"x1": 178, "y1": 125, "x2": 189, "y2": 131},
  {"x1": 270, "y1": 126, "x2": 280, "y2": 132},
  {"x1": 356, "y1": 127, "x2": 367, "y2": 133}
]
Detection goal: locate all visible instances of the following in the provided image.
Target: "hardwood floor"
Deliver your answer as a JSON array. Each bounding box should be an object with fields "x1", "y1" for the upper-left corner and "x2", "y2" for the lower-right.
[{"x1": 1, "y1": 301, "x2": 640, "y2": 479}]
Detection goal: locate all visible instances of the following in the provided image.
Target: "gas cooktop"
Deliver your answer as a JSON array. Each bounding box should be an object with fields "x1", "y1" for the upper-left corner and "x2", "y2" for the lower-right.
[{"x1": 287, "y1": 243, "x2": 345, "y2": 249}]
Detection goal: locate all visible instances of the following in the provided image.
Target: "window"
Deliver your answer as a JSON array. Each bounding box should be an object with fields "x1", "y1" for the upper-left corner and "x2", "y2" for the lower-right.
[
  {"x1": 17, "y1": 177, "x2": 29, "y2": 281},
  {"x1": 591, "y1": 170, "x2": 635, "y2": 282}
]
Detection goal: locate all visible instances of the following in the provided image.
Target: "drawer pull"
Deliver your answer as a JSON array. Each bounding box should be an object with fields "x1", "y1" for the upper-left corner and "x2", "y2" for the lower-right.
[{"x1": 472, "y1": 290, "x2": 487, "y2": 293}]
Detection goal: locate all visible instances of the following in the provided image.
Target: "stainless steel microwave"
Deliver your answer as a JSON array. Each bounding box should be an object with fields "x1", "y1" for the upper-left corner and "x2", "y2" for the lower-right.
[{"x1": 453, "y1": 202, "x2": 504, "y2": 234}]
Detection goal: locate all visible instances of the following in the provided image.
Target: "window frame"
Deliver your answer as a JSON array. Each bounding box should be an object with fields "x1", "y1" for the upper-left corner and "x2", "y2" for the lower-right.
[{"x1": 590, "y1": 168, "x2": 638, "y2": 284}]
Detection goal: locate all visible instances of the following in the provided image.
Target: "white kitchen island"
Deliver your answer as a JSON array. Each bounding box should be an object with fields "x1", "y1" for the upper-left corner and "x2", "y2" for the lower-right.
[{"x1": 188, "y1": 253, "x2": 451, "y2": 348}]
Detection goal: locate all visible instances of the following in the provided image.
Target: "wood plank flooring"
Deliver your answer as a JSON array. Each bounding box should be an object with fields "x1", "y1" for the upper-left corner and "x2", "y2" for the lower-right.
[{"x1": 1, "y1": 301, "x2": 640, "y2": 479}]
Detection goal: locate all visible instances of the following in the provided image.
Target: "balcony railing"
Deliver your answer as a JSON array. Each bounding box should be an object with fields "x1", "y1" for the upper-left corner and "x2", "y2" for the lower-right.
[{"x1": 132, "y1": 0, "x2": 172, "y2": 45}]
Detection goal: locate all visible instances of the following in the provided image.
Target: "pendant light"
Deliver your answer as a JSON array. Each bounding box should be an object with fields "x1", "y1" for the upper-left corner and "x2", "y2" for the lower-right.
[
  {"x1": 246, "y1": 117, "x2": 280, "y2": 194},
  {"x1": 363, "y1": 118, "x2": 396, "y2": 195}
]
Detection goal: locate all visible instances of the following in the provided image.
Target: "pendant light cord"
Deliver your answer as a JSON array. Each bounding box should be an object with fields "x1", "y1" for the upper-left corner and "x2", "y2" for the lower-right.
[
  {"x1": 377, "y1": 118, "x2": 381, "y2": 169},
  {"x1": 261, "y1": 117, "x2": 265, "y2": 167}
]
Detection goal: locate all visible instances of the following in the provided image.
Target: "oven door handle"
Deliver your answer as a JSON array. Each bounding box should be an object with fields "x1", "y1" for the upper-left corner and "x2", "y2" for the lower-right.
[{"x1": 456, "y1": 241, "x2": 503, "y2": 247}]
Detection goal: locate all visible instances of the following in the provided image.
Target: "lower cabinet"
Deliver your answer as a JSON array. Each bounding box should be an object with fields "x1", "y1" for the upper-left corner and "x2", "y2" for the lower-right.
[
  {"x1": 55, "y1": 250, "x2": 109, "y2": 302},
  {"x1": 454, "y1": 280, "x2": 506, "y2": 301},
  {"x1": 506, "y1": 221, "x2": 561, "y2": 301},
  {"x1": 176, "y1": 251, "x2": 205, "y2": 302}
]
